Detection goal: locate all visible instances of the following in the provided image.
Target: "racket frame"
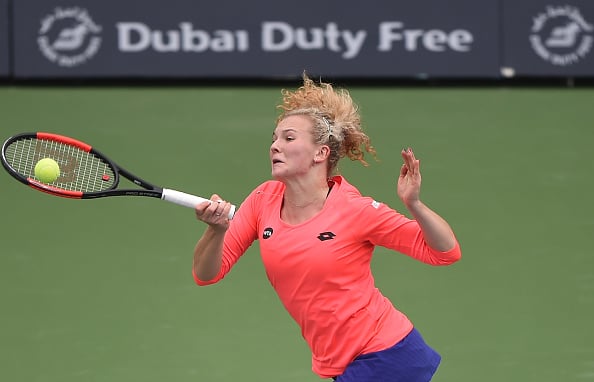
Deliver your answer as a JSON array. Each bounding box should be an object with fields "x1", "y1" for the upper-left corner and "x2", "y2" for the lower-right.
[{"x1": 1, "y1": 132, "x2": 236, "y2": 218}]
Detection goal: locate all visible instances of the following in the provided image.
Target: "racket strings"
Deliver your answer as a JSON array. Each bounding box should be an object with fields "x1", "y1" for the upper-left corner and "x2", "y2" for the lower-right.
[{"x1": 5, "y1": 138, "x2": 116, "y2": 192}]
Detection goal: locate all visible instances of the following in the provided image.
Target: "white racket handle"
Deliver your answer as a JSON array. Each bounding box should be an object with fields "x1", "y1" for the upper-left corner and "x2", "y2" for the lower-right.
[{"x1": 161, "y1": 188, "x2": 236, "y2": 219}]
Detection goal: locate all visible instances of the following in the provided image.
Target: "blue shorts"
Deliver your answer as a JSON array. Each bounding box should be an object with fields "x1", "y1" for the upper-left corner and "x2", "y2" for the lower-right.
[{"x1": 333, "y1": 328, "x2": 441, "y2": 382}]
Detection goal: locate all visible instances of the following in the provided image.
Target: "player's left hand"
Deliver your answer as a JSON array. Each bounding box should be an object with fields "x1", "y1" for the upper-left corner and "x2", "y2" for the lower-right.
[{"x1": 397, "y1": 147, "x2": 422, "y2": 206}]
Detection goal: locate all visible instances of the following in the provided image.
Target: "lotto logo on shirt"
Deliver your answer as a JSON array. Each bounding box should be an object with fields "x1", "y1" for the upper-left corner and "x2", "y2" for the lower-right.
[{"x1": 317, "y1": 232, "x2": 336, "y2": 241}]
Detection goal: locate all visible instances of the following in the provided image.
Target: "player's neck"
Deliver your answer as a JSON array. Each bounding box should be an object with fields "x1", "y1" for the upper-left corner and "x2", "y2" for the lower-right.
[
  {"x1": 284, "y1": 194, "x2": 327, "y2": 208},
  {"x1": 281, "y1": 180, "x2": 330, "y2": 224},
  {"x1": 283, "y1": 178, "x2": 330, "y2": 208},
  {"x1": 280, "y1": 197, "x2": 326, "y2": 225}
]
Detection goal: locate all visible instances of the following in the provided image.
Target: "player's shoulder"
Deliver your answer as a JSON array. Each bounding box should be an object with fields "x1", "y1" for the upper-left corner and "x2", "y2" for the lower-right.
[
  {"x1": 334, "y1": 175, "x2": 367, "y2": 204},
  {"x1": 249, "y1": 179, "x2": 285, "y2": 201},
  {"x1": 334, "y1": 176, "x2": 360, "y2": 197},
  {"x1": 255, "y1": 179, "x2": 284, "y2": 192},
  {"x1": 334, "y1": 176, "x2": 387, "y2": 212},
  {"x1": 238, "y1": 180, "x2": 283, "y2": 214}
]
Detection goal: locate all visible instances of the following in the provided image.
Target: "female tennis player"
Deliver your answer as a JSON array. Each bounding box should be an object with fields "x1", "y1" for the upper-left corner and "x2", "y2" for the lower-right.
[{"x1": 192, "y1": 75, "x2": 462, "y2": 381}]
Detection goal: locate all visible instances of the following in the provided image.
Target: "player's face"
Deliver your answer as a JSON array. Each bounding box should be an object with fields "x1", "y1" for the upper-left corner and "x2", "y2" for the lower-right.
[{"x1": 270, "y1": 115, "x2": 319, "y2": 180}]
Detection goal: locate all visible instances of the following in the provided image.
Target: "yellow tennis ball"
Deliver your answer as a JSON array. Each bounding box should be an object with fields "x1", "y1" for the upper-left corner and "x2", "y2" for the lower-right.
[{"x1": 34, "y1": 158, "x2": 60, "y2": 183}]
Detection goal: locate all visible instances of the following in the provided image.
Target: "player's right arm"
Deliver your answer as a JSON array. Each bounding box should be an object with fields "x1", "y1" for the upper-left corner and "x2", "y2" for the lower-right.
[
  {"x1": 193, "y1": 225, "x2": 226, "y2": 281},
  {"x1": 193, "y1": 195, "x2": 232, "y2": 282},
  {"x1": 192, "y1": 189, "x2": 260, "y2": 285}
]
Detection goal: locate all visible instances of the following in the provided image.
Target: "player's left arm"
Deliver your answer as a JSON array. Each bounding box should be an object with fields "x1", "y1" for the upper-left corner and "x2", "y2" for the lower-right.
[
  {"x1": 403, "y1": 200, "x2": 458, "y2": 252},
  {"x1": 398, "y1": 147, "x2": 459, "y2": 253}
]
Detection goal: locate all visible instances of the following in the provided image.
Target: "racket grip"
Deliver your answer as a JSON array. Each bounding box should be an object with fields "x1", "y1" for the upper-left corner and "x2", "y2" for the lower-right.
[{"x1": 161, "y1": 188, "x2": 236, "y2": 219}]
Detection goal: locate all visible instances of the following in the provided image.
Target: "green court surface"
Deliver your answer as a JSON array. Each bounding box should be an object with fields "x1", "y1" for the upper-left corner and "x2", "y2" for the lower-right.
[{"x1": 1, "y1": 84, "x2": 593, "y2": 382}]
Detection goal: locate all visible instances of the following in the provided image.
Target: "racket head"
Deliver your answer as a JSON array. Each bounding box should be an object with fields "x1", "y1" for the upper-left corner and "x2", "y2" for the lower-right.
[{"x1": 1, "y1": 132, "x2": 119, "y2": 198}]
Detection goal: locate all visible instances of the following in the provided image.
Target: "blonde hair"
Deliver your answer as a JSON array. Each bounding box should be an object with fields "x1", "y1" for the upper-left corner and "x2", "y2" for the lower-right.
[{"x1": 277, "y1": 75, "x2": 376, "y2": 176}]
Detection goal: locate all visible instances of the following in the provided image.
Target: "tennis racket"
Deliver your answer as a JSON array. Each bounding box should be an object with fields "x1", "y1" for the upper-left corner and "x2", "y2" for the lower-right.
[{"x1": 1, "y1": 132, "x2": 236, "y2": 219}]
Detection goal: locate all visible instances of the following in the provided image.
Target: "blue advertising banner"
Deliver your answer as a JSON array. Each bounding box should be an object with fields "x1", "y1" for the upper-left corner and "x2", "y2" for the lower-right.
[
  {"x1": 12, "y1": 0, "x2": 500, "y2": 79},
  {"x1": 502, "y1": 0, "x2": 594, "y2": 77},
  {"x1": 0, "y1": 0, "x2": 9, "y2": 77}
]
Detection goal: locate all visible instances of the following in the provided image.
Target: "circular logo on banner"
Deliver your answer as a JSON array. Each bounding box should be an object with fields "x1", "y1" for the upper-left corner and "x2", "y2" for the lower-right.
[
  {"x1": 529, "y1": 6, "x2": 594, "y2": 66},
  {"x1": 38, "y1": 7, "x2": 102, "y2": 67}
]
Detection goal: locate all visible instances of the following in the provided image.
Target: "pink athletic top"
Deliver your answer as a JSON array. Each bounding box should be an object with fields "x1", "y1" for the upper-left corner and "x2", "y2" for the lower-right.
[{"x1": 194, "y1": 176, "x2": 461, "y2": 378}]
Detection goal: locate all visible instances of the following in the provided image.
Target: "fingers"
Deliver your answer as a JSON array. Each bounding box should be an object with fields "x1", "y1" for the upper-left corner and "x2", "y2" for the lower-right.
[
  {"x1": 398, "y1": 148, "x2": 422, "y2": 204},
  {"x1": 213, "y1": 199, "x2": 233, "y2": 220},
  {"x1": 195, "y1": 194, "x2": 232, "y2": 223},
  {"x1": 401, "y1": 147, "x2": 420, "y2": 174},
  {"x1": 399, "y1": 163, "x2": 408, "y2": 177}
]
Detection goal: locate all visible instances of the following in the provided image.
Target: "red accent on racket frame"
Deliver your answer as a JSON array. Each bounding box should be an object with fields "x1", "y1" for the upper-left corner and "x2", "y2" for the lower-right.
[
  {"x1": 27, "y1": 178, "x2": 84, "y2": 199},
  {"x1": 36, "y1": 132, "x2": 92, "y2": 152}
]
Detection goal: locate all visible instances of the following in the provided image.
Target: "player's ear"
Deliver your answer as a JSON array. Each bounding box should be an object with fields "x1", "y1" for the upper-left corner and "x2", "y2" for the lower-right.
[{"x1": 314, "y1": 145, "x2": 330, "y2": 163}]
